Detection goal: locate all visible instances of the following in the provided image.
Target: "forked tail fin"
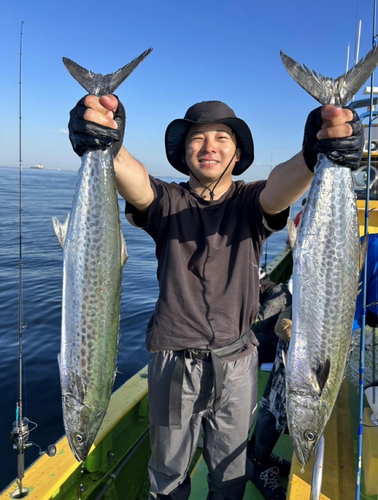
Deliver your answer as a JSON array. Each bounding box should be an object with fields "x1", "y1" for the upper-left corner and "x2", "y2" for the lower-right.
[
  {"x1": 62, "y1": 48, "x2": 153, "y2": 96},
  {"x1": 280, "y1": 45, "x2": 378, "y2": 106}
]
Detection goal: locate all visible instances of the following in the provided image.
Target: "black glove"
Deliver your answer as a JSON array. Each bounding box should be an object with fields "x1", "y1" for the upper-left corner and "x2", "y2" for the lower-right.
[
  {"x1": 68, "y1": 95, "x2": 126, "y2": 158},
  {"x1": 302, "y1": 106, "x2": 364, "y2": 172}
]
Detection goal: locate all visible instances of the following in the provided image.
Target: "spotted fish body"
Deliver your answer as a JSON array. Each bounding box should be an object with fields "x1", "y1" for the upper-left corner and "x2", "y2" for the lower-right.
[
  {"x1": 53, "y1": 50, "x2": 152, "y2": 461},
  {"x1": 54, "y1": 149, "x2": 127, "y2": 461},
  {"x1": 281, "y1": 46, "x2": 378, "y2": 465},
  {"x1": 286, "y1": 158, "x2": 360, "y2": 465}
]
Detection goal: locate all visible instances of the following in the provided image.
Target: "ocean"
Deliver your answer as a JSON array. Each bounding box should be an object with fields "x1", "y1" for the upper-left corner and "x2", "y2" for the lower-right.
[{"x1": 0, "y1": 166, "x2": 296, "y2": 490}]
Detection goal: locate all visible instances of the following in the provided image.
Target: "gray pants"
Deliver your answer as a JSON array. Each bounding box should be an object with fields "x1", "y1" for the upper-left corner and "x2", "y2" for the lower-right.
[{"x1": 148, "y1": 349, "x2": 258, "y2": 498}]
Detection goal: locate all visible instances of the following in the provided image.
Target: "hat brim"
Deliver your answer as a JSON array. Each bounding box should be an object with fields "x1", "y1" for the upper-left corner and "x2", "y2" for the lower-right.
[{"x1": 165, "y1": 117, "x2": 254, "y2": 176}]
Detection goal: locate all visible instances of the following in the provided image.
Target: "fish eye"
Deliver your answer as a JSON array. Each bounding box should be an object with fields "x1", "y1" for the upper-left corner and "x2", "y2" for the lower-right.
[
  {"x1": 76, "y1": 434, "x2": 83, "y2": 443},
  {"x1": 304, "y1": 430, "x2": 316, "y2": 442}
]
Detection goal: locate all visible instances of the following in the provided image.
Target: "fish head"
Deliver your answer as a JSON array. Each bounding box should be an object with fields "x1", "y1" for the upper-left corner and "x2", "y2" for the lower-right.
[
  {"x1": 62, "y1": 392, "x2": 105, "y2": 462},
  {"x1": 286, "y1": 392, "x2": 328, "y2": 465}
]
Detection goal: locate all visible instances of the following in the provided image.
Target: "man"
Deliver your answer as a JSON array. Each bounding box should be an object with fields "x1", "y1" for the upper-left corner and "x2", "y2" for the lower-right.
[{"x1": 68, "y1": 95, "x2": 363, "y2": 499}]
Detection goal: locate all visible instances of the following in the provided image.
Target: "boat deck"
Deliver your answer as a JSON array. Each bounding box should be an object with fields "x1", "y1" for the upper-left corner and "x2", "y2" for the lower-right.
[
  {"x1": 189, "y1": 372, "x2": 376, "y2": 500},
  {"x1": 2, "y1": 365, "x2": 377, "y2": 499},
  {"x1": 187, "y1": 368, "x2": 291, "y2": 499}
]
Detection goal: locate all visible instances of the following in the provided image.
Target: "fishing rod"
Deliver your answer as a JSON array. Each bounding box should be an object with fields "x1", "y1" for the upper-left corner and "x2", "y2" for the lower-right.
[
  {"x1": 355, "y1": 1, "x2": 378, "y2": 497},
  {"x1": 10, "y1": 22, "x2": 56, "y2": 498}
]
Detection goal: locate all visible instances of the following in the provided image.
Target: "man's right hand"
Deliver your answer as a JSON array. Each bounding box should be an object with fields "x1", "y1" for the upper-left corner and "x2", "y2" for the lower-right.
[{"x1": 68, "y1": 94, "x2": 125, "y2": 158}]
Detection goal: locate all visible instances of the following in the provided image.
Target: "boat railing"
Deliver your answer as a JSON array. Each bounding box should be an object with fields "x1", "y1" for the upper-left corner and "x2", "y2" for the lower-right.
[{"x1": 353, "y1": 165, "x2": 378, "y2": 199}]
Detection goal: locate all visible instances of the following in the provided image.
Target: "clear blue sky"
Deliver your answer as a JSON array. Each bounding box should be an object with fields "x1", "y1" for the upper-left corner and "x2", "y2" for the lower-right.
[{"x1": 1, "y1": 0, "x2": 377, "y2": 179}]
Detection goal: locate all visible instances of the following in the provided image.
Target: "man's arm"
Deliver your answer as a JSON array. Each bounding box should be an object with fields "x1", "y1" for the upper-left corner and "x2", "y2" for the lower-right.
[
  {"x1": 260, "y1": 151, "x2": 312, "y2": 215},
  {"x1": 71, "y1": 94, "x2": 154, "y2": 212},
  {"x1": 113, "y1": 147, "x2": 154, "y2": 212},
  {"x1": 260, "y1": 106, "x2": 359, "y2": 215}
]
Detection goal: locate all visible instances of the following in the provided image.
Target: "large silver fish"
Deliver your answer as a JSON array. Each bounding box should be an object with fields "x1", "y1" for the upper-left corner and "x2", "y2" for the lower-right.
[
  {"x1": 282, "y1": 46, "x2": 378, "y2": 465},
  {"x1": 53, "y1": 49, "x2": 152, "y2": 461}
]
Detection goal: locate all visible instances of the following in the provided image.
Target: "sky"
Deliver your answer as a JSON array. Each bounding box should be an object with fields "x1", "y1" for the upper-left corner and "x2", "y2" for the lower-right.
[{"x1": 1, "y1": 0, "x2": 377, "y2": 180}]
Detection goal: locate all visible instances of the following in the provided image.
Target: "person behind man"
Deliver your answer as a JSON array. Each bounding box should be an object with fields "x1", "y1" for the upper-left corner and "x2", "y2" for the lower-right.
[
  {"x1": 248, "y1": 304, "x2": 292, "y2": 500},
  {"x1": 68, "y1": 91, "x2": 364, "y2": 499},
  {"x1": 252, "y1": 277, "x2": 292, "y2": 366},
  {"x1": 354, "y1": 233, "x2": 378, "y2": 330}
]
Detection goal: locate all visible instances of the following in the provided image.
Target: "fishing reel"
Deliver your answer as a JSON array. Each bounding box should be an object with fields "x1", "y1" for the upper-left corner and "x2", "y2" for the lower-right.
[{"x1": 11, "y1": 417, "x2": 57, "y2": 481}]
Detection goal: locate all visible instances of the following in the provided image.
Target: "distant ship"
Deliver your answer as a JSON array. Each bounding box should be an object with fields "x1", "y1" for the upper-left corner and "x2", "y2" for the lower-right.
[{"x1": 30, "y1": 164, "x2": 43, "y2": 169}]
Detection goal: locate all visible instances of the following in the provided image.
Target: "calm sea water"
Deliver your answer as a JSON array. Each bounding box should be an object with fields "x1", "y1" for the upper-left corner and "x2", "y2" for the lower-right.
[{"x1": 0, "y1": 166, "x2": 295, "y2": 490}]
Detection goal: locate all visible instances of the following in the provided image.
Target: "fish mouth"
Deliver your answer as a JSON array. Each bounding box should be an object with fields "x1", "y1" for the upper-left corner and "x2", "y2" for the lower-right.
[
  {"x1": 287, "y1": 396, "x2": 321, "y2": 465},
  {"x1": 290, "y1": 426, "x2": 320, "y2": 465},
  {"x1": 72, "y1": 447, "x2": 86, "y2": 463},
  {"x1": 293, "y1": 442, "x2": 313, "y2": 466},
  {"x1": 68, "y1": 435, "x2": 92, "y2": 462}
]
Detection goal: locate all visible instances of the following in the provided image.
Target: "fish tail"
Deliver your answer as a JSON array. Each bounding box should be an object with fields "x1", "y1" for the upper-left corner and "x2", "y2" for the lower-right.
[
  {"x1": 280, "y1": 45, "x2": 378, "y2": 106},
  {"x1": 62, "y1": 48, "x2": 153, "y2": 96}
]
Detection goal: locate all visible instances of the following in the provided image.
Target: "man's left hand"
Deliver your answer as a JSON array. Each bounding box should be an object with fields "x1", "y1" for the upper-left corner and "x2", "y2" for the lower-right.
[{"x1": 303, "y1": 105, "x2": 364, "y2": 172}]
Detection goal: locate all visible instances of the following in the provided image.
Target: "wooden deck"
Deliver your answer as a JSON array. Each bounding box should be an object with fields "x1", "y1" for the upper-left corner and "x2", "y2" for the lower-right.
[{"x1": 189, "y1": 373, "x2": 378, "y2": 500}]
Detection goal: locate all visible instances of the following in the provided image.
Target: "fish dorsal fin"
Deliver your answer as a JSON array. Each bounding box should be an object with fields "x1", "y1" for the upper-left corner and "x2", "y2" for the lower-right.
[
  {"x1": 52, "y1": 214, "x2": 70, "y2": 248},
  {"x1": 62, "y1": 48, "x2": 153, "y2": 96},
  {"x1": 280, "y1": 45, "x2": 378, "y2": 106},
  {"x1": 315, "y1": 358, "x2": 331, "y2": 392}
]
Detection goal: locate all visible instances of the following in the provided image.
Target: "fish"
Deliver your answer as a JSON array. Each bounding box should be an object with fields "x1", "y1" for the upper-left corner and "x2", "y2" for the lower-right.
[
  {"x1": 52, "y1": 48, "x2": 152, "y2": 462},
  {"x1": 281, "y1": 45, "x2": 378, "y2": 465}
]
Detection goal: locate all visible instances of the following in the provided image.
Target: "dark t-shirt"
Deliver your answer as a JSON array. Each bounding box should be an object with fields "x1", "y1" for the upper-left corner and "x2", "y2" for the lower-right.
[{"x1": 126, "y1": 176, "x2": 288, "y2": 360}]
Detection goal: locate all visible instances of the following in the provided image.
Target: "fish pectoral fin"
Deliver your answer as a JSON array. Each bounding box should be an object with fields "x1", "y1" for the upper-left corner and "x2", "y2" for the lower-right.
[
  {"x1": 75, "y1": 374, "x2": 87, "y2": 402},
  {"x1": 52, "y1": 214, "x2": 70, "y2": 248},
  {"x1": 287, "y1": 218, "x2": 297, "y2": 249},
  {"x1": 315, "y1": 358, "x2": 331, "y2": 392},
  {"x1": 63, "y1": 392, "x2": 91, "y2": 410},
  {"x1": 359, "y1": 235, "x2": 369, "y2": 273}
]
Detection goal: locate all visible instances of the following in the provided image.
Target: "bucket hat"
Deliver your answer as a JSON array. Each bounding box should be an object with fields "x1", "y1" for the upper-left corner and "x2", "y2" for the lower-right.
[{"x1": 165, "y1": 101, "x2": 254, "y2": 176}]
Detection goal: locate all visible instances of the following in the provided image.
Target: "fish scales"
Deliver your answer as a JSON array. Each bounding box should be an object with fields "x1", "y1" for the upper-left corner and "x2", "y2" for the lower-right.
[
  {"x1": 60, "y1": 150, "x2": 124, "y2": 461},
  {"x1": 281, "y1": 45, "x2": 378, "y2": 465},
  {"x1": 286, "y1": 159, "x2": 360, "y2": 464},
  {"x1": 54, "y1": 49, "x2": 152, "y2": 461},
  {"x1": 62, "y1": 153, "x2": 123, "y2": 386}
]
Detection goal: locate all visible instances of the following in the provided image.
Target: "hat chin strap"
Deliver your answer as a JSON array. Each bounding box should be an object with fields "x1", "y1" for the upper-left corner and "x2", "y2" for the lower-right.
[{"x1": 187, "y1": 150, "x2": 237, "y2": 201}]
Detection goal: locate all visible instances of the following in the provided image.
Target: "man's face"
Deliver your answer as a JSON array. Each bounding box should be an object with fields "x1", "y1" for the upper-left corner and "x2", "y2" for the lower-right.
[{"x1": 184, "y1": 123, "x2": 240, "y2": 183}]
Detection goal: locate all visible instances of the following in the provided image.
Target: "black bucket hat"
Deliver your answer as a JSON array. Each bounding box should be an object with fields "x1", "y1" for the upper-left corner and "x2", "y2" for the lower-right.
[{"x1": 165, "y1": 101, "x2": 254, "y2": 176}]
